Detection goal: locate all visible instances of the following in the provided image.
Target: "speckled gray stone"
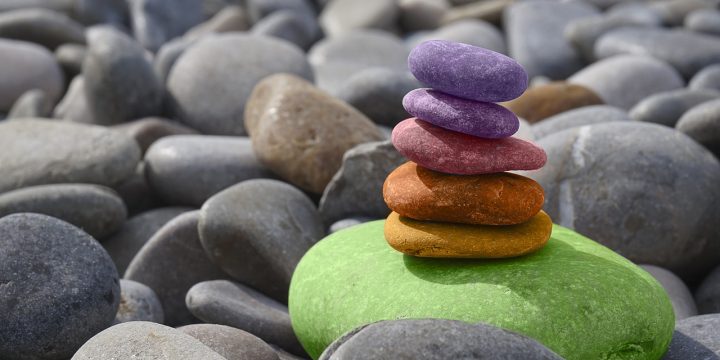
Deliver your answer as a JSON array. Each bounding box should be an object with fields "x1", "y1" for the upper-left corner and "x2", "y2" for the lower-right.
[
  {"x1": 125, "y1": 211, "x2": 229, "y2": 326},
  {"x1": 168, "y1": 33, "x2": 312, "y2": 135},
  {"x1": 83, "y1": 26, "x2": 163, "y2": 125},
  {"x1": 319, "y1": 0, "x2": 398, "y2": 37},
  {"x1": 7, "y1": 89, "x2": 52, "y2": 119},
  {"x1": 102, "y1": 206, "x2": 191, "y2": 274},
  {"x1": 641, "y1": 265, "x2": 698, "y2": 320},
  {"x1": 0, "y1": 8, "x2": 85, "y2": 50},
  {"x1": 0, "y1": 119, "x2": 141, "y2": 193},
  {"x1": 336, "y1": 68, "x2": 420, "y2": 126},
  {"x1": 532, "y1": 105, "x2": 631, "y2": 140},
  {"x1": 696, "y1": 265, "x2": 720, "y2": 314},
  {"x1": 0, "y1": 213, "x2": 120, "y2": 360},
  {"x1": 71, "y1": 322, "x2": 225, "y2": 360},
  {"x1": 690, "y1": 64, "x2": 720, "y2": 92},
  {"x1": 145, "y1": 135, "x2": 275, "y2": 206},
  {"x1": 186, "y1": 280, "x2": 304, "y2": 356},
  {"x1": 111, "y1": 117, "x2": 198, "y2": 154},
  {"x1": 595, "y1": 28, "x2": 720, "y2": 79},
  {"x1": 525, "y1": 122, "x2": 720, "y2": 282},
  {"x1": 319, "y1": 319, "x2": 563, "y2": 360},
  {"x1": 685, "y1": 9, "x2": 720, "y2": 36},
  {"x1": 179, "y1": 324, "x2": 280, "y2": 360},
  {"x1": 407, "y1": 19, "x2": 506, "y2": 55},
  {"x1": 505, "y1": 1, "x2": 598, "y2": 80},
  {"x1": 319, "y1": 141, "x2": 405, "y2": 227},
  {"x1": 0, "y1": 183, "x2": 126, "y2": 239},
  {"x1": 569, "y1": 55, "x2": 684, "y2": 110},
  {"x1": 663, "y1": 314, "x2": 720, "y2": 359},
  {"x1": 677, "y1": 98, "x2": 720, "y2": 156},
  {"x1": 199, "y1": 179, "x2": 324, "y2": 302},
  {"x1": 129, "y1": 0, "x2": 203, "y2": 52},
  {"x1": 114, "y1": 279, "x2": 164, "y2": 324},
  {"x1": 0, "y1": 38, "x2": 64, "y2": 112},
  {"x1": 630, "y1": 89, "x2": 720, "y2": 127}
]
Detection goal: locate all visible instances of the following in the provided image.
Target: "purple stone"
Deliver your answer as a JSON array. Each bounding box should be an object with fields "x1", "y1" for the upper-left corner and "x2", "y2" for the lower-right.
[
  {"x1": 408, "y1": 40, "x2": 528, "y2": 102},
  {"x1": 403, "y1": 88, "x2": 520, "y2": 138}
]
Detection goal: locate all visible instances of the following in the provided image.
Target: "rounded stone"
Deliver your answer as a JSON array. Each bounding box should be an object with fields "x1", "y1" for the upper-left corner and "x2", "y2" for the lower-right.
[
  {"x1": 319, "y1": 0, "x2": 399, "y2": 37},
  {"x1": 385, "y1": 210, "x2": 552, "y2": 258},
  {"x1": 689, "y1": 64, "x2": 720, "y2": 91},
  {"x1": 0, "y1": 213, "x2": 120, "y2": 360},
  {"x1": 392, "y1": 118, "x2": 547, "y2": 175},
  {"x1": 289, "y1": 221, "x2": 675, "y2": 359},
  {"x1": 408, "y1": 19, "x2": 506, "y2": 54},
  {"x1": 408, "y1": 40, "x2": 528, "y2": 102},
  {"x1": 684, "y1": 9, "x2": 720, "y2": 36},
  {"x1": 630, "y1": 88, "x2": 720, "y2": 127},
  {"x1": 0, "y1": 183, "x2": 126, "y2": 239},
  {"x1": 114, "y1": 279, "x2": 164, "y2": 324},
  {"x1": 532, "y1": 105, "x2": 631, "y2": 140},
  {"x1": 7, "y1": 89, "x2": 52, "y2": 120},
  {"x1": 244, "y1": 73, "x2": 384, "y2": 194},
  {"x1": 168, "y1": 33, "x2": 313, "y2": 136},
  {"x1": 526, "y1": 122, "x2": 720, "y2": 282},
  {"x1": 0, "y1": 8, "x2": 85, "y2": 50},
  {"x1": 501, "y1": 81, "x2": 604, "y2": 123},
  {"x1": 696, "y1": 265, "x2": 720, "y2": 314},
  {"x1": 251, "y1": 10, "x2": 319, "y2": 51},
  {"x1": 0, "y1": 38, "x2": 64, "y2": 112},
  {"x1": 0, "y1": 119, "x2": 141, "y2": 194},
  {"x1": 319, "y1": 319, "x2": 563, "y2": 360},
  {"x1": 384, "y1": 162, "x2": 544, "y2": 225},
  {"x1": 178, "y1": 324, "x2": 280, "y2": 360},
  {"x1": 199, "y1": 179, "x2": 325, "y2": 302},
  {"x1": 398, "y1": 0, "x2": 449, "y2": 32},
  {"x1": 676, "y1": 98, "x2": 720, "y2": 156},
  {"x1": 403, "y1": 88, "x2": 519, "y2": 138},
  {"x1": 129, "y1": 0, "x2": 203, "y2": 52}
]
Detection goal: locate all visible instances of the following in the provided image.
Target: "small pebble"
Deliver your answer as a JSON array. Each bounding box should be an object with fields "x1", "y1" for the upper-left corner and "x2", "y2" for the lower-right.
[
  {"x1": 0, "y1": 38, "x2": 63, "y2": 112},
  {"x1": 7, "y1": 89, "x2": 51, "y2": 119},
  {"x1": 502, "y1": 81, "x2": 604, "y2": 123},
  {"x1": 0, "y1": 8, "x2": 85, "y2": 50},
  {"x1": 630, "y1": 88, "x2": 720, "y2": 127},
  {"x1": 676, "y1": 98, "x2": 720, "y2": 157},
  {"x1": 319, "y1": 0, "x2": 399, "y2": 37}
]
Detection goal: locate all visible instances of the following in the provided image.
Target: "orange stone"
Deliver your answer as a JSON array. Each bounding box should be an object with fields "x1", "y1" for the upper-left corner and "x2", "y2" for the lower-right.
[
  {"x1": 384, "y1": 210, "x2": 553, "y2": 258},
  {"x1": 501, "y1": 81, "x2": 603, "y2": 123},
  {"x1": 383, "y1": 162, "x2": 544, "y2": 225}
]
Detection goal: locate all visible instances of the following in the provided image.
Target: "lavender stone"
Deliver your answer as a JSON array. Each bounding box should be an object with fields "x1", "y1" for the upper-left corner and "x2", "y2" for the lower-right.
[
  {"x1": 403, "y1": 88, "x2": 519, "y2": 138},
  {"x1": 408, "y1": 40, "x2": 528, "y2": 102}
]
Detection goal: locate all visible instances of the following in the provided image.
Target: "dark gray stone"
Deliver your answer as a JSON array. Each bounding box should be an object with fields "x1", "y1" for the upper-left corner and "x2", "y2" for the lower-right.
[
  {"x1": 125, "y1": 211, "x2": 229, "y2": 326},
  {"x1": 407, "y1": 19, "x2": 506, "y2": 54},
  {"x1": 525, "y1": 122, "x2": 720, "y2": 282},
  {"x1": 71, "y1": 322, "x2": 225, "y2": 359},
  {"x1": 199, "y1": 179, "x2": 324, "y2": 302},
  {"x1": 504, "y1": 1, "x2": 598, "y2": 80},
  {"x1": 319, "y1": 141, "x2": 405, "y2": 226},
  {"x1": 251, "y1": 10, "x2": 319, "y2": 50},
  {"x1": 168, "y1": 33, "x2": 312, "y2": 135},
  {"x1": 0, "y1": 38, "x2": 64, "y2": 112},
  {"x1": 73, "y1": 0, "x2": 129, "y2": 26},
  {"x1": 83, "y1": 26, "x2": 163, "y2": 125},
  {"x1": 532, "y1": 105, "x2": 631, "y2": 140},
  {"x1": 102, "y1": 206, "x2": 191, "y2": 274},
  {"x1": 696, "y1": 265, "x2": 720, "y2": 314},
  {"x1": 0, "y1": 213, "x2": 120, "y2": 360},
  {"x1": 186, "y1": 280, "x2": 304, "y2": 356},
  {"x1": 114, "y1": 279, "x2": 164, "y2": 324},
  {"x1": 319, "y1": 0, "x2": 399, "y2": 37},
  {"x1": 0, "y1": 8, "x2": 85, "y2": 50},
  {"x1": 319, "y1": 319, "x2": 563, "y2": 360},
  {"x1": 129, "y1": 0, "x2": 204, "y2": 52},
  {"x1": 52, "y1": 75, "x2": 96, "y2": 123},
  {"x1": 690, "y1": 64, "x2": 720, "y2": 92},
  {"x1": 398, "y1": 0, "x2": 449, "y2": 32},
  {"x1": 569, "y1": 55, "x2": 684, "y2": 110},
  {"x1": 630, "y1": 89, "x2": 720, "y2": 127},
  {"x1": 335, "y1": 68, "x2": 420, "y2": 126},
  {"x1": 677, "y1": 98, "x2": 720, "y2": 156},
  {"x1": 663, "y1": 314, "x2": 720, "y2": 359},
  {"x1": 179, "y1": 324, "x2": 280, "y2": 360},
  {"x1": 111, "y1": 117, "x2": 198, "y2": 154},
  {"x1": 145, "y1": 135, "x2": 275, "y2": 206},
  {"x1": 55, "y1": 43, "x2": 86, "y2": 79},
  {"x1": 0, "y1": 183, "x2": 126, "y2": 239},
  {"x1": 111, "y1": 162, "x2": 165, "y2": 216},
  {"x1": 564, "y1": 13, "x2": 660, "y2": 62},
  {"x1": 640, "y1": 265, "x2": 698, "y2": 320},
  {"x1": 0, "y1": 119, "x2": 141, "y2": 193},
  {"x1": 685, "y1": 9, "x2": 720, "y2": 36},
  {"x1": 596, "y1": 28, "x2": 720, "y2": 79},
  {"x1": 7, "y1": 89, "x2": 52, "y2": 119},
  {"x1": 308, "y1": 30, "x2": 408, "y2": 94}
]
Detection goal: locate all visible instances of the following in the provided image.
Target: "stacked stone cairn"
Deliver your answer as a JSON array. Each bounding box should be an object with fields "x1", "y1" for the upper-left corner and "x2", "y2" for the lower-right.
[{"x1": 383, "y1": 40, "x2": 553, "y2": 258}]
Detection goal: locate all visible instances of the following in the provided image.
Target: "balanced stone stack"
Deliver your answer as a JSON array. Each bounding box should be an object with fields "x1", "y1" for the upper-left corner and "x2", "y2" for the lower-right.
[{"x1": 383, "y1": 40, "x2": 552, "y2": 259}]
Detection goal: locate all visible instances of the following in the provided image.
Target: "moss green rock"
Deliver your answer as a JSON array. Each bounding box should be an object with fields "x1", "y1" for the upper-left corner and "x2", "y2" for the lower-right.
[{"x1": 289, "y1": 221, "x2": 674, "y2": 360}]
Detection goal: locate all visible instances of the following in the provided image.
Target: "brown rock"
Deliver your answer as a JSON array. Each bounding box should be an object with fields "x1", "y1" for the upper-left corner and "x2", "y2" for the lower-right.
[
  {"x1": 502, "y1": 81, "x2": 603, "y2": 123},
  {"x1": 383, "y1": 162, "x2": 544, "y2": 225},
  {"x1": 245, "y1": 73, "x2": 385, "y2": 194},
  {"x1": 384, "y1": 210, "x2": 553, "y2": 258}
]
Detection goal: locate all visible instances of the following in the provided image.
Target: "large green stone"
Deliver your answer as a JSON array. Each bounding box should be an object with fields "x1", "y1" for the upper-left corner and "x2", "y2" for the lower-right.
[{"x1": 289, "y1": 221, "x2": 674, "y2": 359}]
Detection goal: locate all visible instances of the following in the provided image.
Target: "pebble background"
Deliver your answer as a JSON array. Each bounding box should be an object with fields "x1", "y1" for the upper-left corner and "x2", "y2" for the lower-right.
[{"x1": 0, "y1": 0, "x2": 719, "y2": 359}]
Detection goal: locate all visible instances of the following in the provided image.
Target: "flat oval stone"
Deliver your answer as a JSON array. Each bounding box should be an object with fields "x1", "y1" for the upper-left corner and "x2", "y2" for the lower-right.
[
  {"x1": 288, "y1": 221, "x2": 675, "y2": 359},
  {"x1": 403, "y1": 88, "x2": 519, "y2": 138},
  {"x1": 391, "y1": 118, "x2": 547, "y2": 174},
  {"x1": 384, "y1": 210, "x2": 552, "y2": 258},
  {"x1": 501, "y1": 81, "x2": 604, "y2": 123},
  {"x1": 0, "y1": 38, "x2": 64, "y2": 111},
  {"x1": 384, "y1": 162, "x2": 544, "y2": 225},
  {"x1": 408, "y1": 40, "x2": 528, "y2": 102}
]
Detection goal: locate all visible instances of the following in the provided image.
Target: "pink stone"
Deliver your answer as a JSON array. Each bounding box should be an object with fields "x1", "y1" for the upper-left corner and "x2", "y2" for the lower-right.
[{"x1": 391, "y1": 118, "x2": 547, "y2": 174}]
